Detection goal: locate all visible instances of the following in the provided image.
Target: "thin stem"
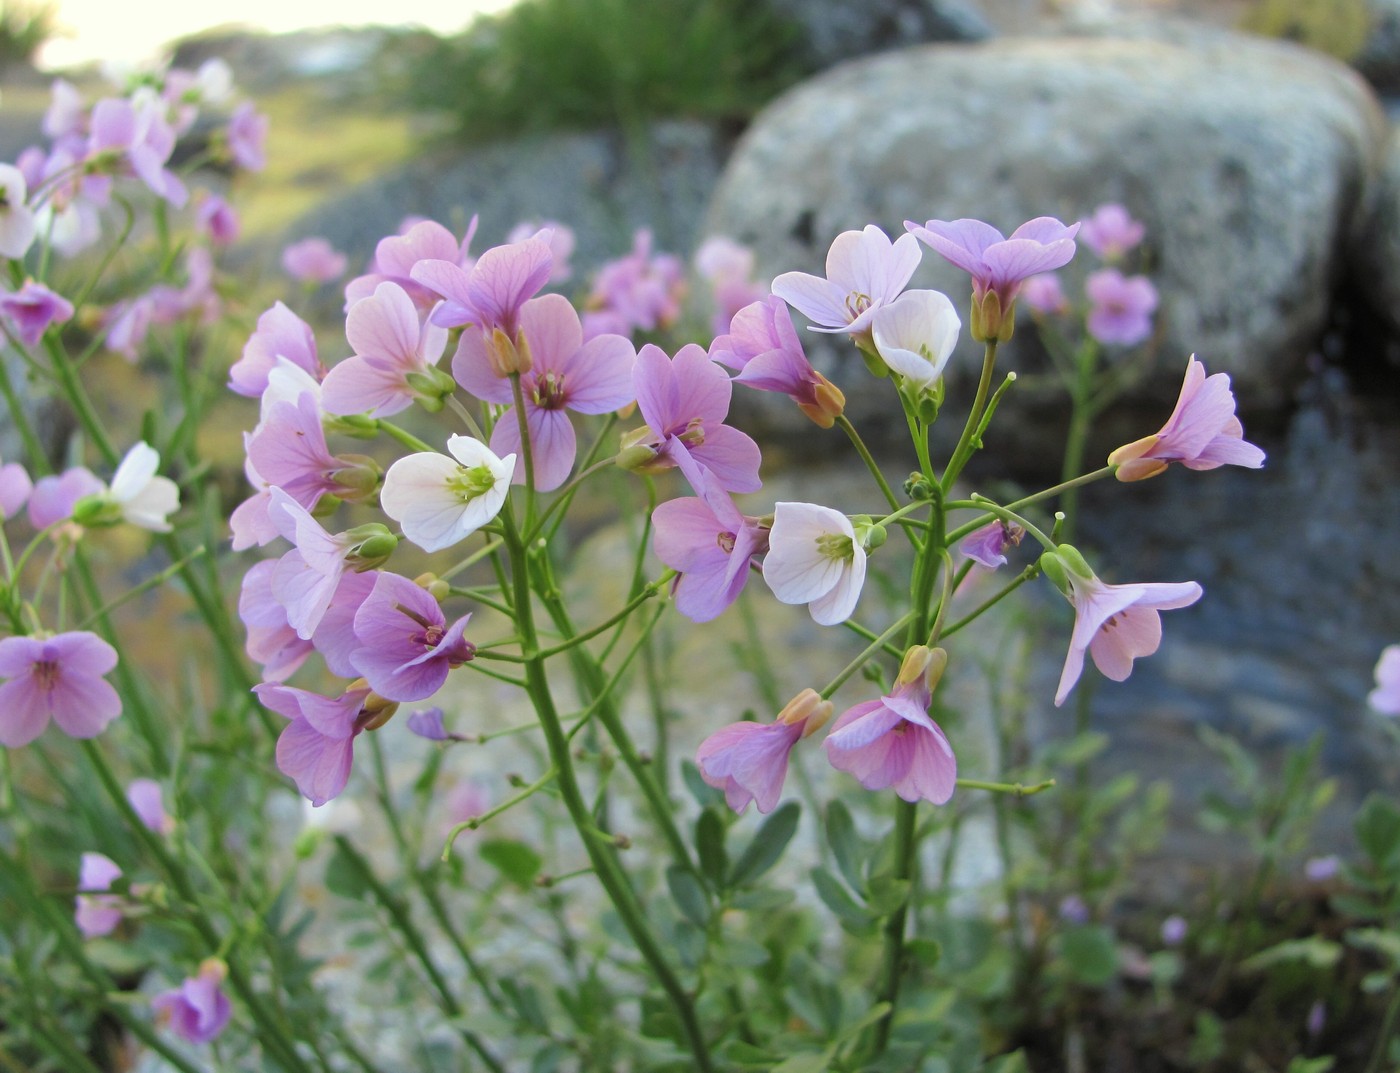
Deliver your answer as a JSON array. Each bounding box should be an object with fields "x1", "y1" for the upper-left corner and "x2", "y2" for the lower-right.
[
  {"x1": 941, "y1": 339, "x2": 998, "y2": 492},
  {"x1": 940, "y1": 564, "x2": 1041, "y2": 639},
  {"x1": 836, "y1": 414, "x2": 900, "y2": 512},
  {"x1": 821, "y1": 611, "x2": 916, "y2": 699},
  {"x1": 956, "y1": 777, "x2": 1057, "y2": 796},
  {"x1": 442, "y1": 766, "x2": 558, "y2": 858}
]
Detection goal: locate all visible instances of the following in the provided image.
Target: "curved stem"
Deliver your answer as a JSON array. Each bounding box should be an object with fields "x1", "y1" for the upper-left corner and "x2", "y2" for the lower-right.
[
  {"x1": 836, "y1": 414, "x2": 900, "y2": 513},
  {"x1": 941, "y1": 339, "x2": 998, "y2": 492}
]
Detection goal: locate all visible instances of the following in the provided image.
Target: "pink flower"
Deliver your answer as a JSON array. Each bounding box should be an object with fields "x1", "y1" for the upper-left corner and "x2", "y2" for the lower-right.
[
  {"x1": 629, "y1": 342, "x2": 762, "y2": 496},
  {"x1": 75, "y1": 852, "x2": 124, "y2": 938},
  {"x1": 694, "y1": 235, "x2": 765, "y2": 335},
  {"x1": 1370, "y1": 645, "x2": 1400, "y2": 716},
  {"x1": 1108, "y1": 356, "x2": 1266, "y2": 481},
  {"x1": 451, "y1": 293, "x2": 635, "y2": 491},
  {"x1": 239, "y1": 560, "x2": 313, "y2": 681},
  {"x1": 0, "y1": 280, "x2": 75, "y2": 346},
  {"x1": 904, "y1": 216, "x2": 1079, "y2": 341},
  {"x1": 771, "y1": 224, "x2": 921, "y2": 339},
  {"x1": 709, "y1": 296, "x2": 845, "y2": 428},
  {"x1": 585, "y1": 229, "x2": 685, "y2": 335},
  {"x1": 0, "y1": 164, "x2": 38, "y2": 258},
  {"x1": 1079, "y1": 203, "x2": 1146, "y2": 261},
  {"x1": 127, "y1": 778, "x2": 175, "y2": 835},
  {"x1": 0, "y1": 457, "x2": 32, "y2": 519},
  {"x1": 351, "y1": 572, "x2": 474, "y2": 703},
  {"x1": 228, "y1": 302, "x2": 325, "y2": 399},
  {"x1": 256, "y1": 681, "x2": 373, "y2": 806},
  {"x1": 227, "y1": 101, "x2": 268, "y2": 171},
  {"x1": 86, "y1": 97, "x2": 187, "y2": 207},
  {"x1": 152, "y1": 959, "x2": 232, "y2": 1044},
  {"x1": 958, "y1": 520, "x2": 1023, "y2": 570},
  {"x1": 651, "y1": 488, "x2": 769, "y2": 623},
  {"x1": 1021, "y1": 273, "x2": 1069, "y2": 316},
  {"x1": 27, "y1": 466, "x2": 103, "y2": 529},
  {"x1": 347, "y1": 217, "x2": 477, "y2": 311},
  {"x1": 281, "y1": 236, "x2": 347, "y2": 284},
  {"x1": 1085, "y1": 268, "x2": 1157, "y2": 347},
  {"x1": 507, "y1": 220, "x2": 575, "y2": 282},
  {"x1": 1043, "y1": 545, "x2": 1202, "y2": 707},
  {"x1": 196, "y1": 193, "x2": 240, "y2": 244},
  {"x1": 698, "y1": 688, "x2": 832, "y2": 813},
  {"x1": 412, "y1": 233, "x2": 554, "y2": 338},
  {"x1": 824, "y1": 646, "x2": 956, "y2": 804},
  {"x1": 320, "y1": 281, "x2": 450, "y2": 417},
  {"x1": 247, "y1": 393, "x2": 372, "y2": 512},
  {"x1": 0, "y1": 631, "x2": 121, "y2": 747}
]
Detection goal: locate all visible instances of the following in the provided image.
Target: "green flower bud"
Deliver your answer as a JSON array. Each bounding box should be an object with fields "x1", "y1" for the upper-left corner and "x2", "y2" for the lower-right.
[
  {"x1": 1038, "y1": 550, "x2": 1069, "y2": 593},
  {"x1": 71, "y1": 493, "x2": 122, "y2": 528},
  {"x1": 1056, "y1": 543, "x2": 1094, "y2": 579},
  {"x1": 344, "y1": 524, "x2": 397, "y2": 570}
]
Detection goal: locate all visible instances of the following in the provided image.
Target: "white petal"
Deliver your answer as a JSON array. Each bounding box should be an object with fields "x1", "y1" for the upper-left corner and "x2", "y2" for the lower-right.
[{"x1": 109, "y1": 442, "x2": 160, "y2": 503}]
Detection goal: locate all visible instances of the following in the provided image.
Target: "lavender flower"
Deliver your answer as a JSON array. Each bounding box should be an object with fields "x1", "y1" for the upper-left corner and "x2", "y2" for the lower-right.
[{"x1": 0, "y1": 631, "x2": 122, "y2": 747}]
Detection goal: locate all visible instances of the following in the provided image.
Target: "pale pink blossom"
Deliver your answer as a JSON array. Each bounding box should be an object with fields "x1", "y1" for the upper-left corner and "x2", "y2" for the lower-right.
[
  {"x1": 1085, "y1": 268, "x2": 1157, "y2": 347},
  {"x1": 256, "y1": 681, "x2": 372, "y2": 806},
  {"x1": 698, "y1": 689, "x2": 832, "y2": 814},
  {"x1": 1108, "y1": 356, "x2": 1265, "y2": 481},
  {"x1": 0, "y1": 631, "x2": 122, "y2": 746},
  {"x1": 1044, "y1": 545, "x2": 1202, "y2": 706},
  {"x1": 870, "y1": 289, "x2": 961, "y2": 388},
  {"x1": 320, "y1": 281, "x2": 450, "y2": 417},
  {"x1": 282, "y1": 236, "x2": 347, "y2": 284},
  {"x1": 1370, "y1": 645, "x2": 1400, "y2": 716},
  {"x1": 762, "y1": 502, "x2": 868, "y2": 626},
  {"x1": 380, "y1": 435, "x2": 514, "y2": 553},
  {"x1": 1079, "y1": 203, "x2": 1146, "y2": 261},
  {"x1": 652, "y1": 488, "x2": 768, "y2": 623},
  {"x1": 824, "y1": 646, "x2": 956, "y2": 804},
  {"x1": 0, "y1": 164, "x2": 38, "y2": 259},
  {"x1": 346, "y1": 217, "x2": 477, "y2": 311},
  {"x1": 152, "y1": 960, "x2": 232, "y2": 1044},
  {"x1": 127, "y1": 778, "x2": 175, "y2": 834},
  {"x1": 0, "y1": 280, "x2": 74, "y2": 345},
  {"x1": 228, "y1": 302, "x2": 324, "y2": 398},
  {"x1": 772, "y1": 225, "x2": 921, "y2": 338},
  {"x1": 75, "y1": 852, "x2": 124, "y2": 938}
]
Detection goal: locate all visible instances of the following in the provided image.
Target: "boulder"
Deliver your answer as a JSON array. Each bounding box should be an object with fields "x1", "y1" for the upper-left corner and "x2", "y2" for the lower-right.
[
  {"x1": 704, "y1": 27, "x2": 1387, "y2": 468},
  {"x1": 767, "y1": 0, "x2": 993, "y2": 68}
]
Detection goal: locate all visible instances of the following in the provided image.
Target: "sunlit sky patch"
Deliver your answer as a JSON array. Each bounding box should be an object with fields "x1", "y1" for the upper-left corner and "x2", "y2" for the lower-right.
[{"x1": 38, "y1": 0, "x2": 519, "y2": 70}]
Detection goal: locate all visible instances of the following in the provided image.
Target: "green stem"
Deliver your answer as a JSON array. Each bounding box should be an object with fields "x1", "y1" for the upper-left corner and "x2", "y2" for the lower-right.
[
  {"x1": 501, "y1": 516, "x2": 713, "y2": 1071},
  {"x1": 941, "y1": 339, "x2": 999, "y2": 492},
  {"x1": 329, "y1": 836, "x2": 507, "y2": 1073},
  {"x1": 871, "y1": 797, "x2": 919, "y2": 1054},
  {"x1": 1366, "y1": 982, "x2": 1400, "y2": 1073},
  {"x1": 956, "y1": 777, "x2": 1056, "y2": 796},
  {"x1": 836, "y1": 414, "x2": 900, "y2": 512}
]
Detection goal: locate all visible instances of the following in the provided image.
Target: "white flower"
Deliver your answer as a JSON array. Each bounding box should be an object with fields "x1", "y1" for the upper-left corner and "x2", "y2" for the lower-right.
[
  {"x1": 871, "y1": 289, "x2": 961, "y2": 388},
  {"x1": 109, "y1": 442, "x2": 180, "y2": 532},
  {"x1": 0, "y1": 164, "x2": 37, "y2": 260},
  {"x1": 762, "y1": 502, "x2": 868, "y2": 626},
  {"x1": 380, "y1": 435, "x2": 515, "y2": 552}
]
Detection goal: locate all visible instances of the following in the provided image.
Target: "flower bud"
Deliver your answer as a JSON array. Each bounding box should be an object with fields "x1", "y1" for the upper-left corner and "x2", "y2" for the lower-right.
[
  {"x1": 343, "y1": 524, "x2": 397, "y2": 571},
  {"x1": 776, "y1": 686, "x2": 834, "y2": 737},
  {"x1": 70, "y1": 493, "x2": 122, "y2": 528},
  {"x1": 615, "y1": 426, "x2": 663, "y2": 473},
  {"x1": 851, "y1": 515, "x2": 887, "y2": 550},
  {"x1": 323, "y1": 412, "x2": 380, "y2": 440},
  {"x1": 1055, "y1": 543, "x2": 1094, "y2": 580},
  {"x1": 413, "y1": 572, "x2": 451, "y2": 602},
  {"x1": 796, "y1": 373, "x2": 846, "y2": 429},
  {"x1": 897, "y1": 644, "x2": 948, "y2": 690},
  {"x1": 1038, "y1": 550, "x2": 1069, "y2": 592},
  {"x1": 903, "y1": 472, "x2": 934, "y2": 501},
  {"x1": 332, "y1": 454, "x2": 381, "y2": 502},
  {"x1": 404, "y1": 365, "x2": 459, "y2": 411},
  {"x1": 486, "y1": 326, "x2": 533, "y2": 378}
]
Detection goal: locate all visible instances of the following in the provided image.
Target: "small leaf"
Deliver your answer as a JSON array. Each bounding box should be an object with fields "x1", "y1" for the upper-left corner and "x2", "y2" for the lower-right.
[
  {"x1": 864, "y1": 876, "x2": 911, "y2": 917},
  {"x1": 811, "y1": 867, "x2": 874, "y2": 925},
  {"x1": 1059, "y1": 925, "x2": 1118, "y2": 987},
  {"x1": 1243, "y1": 936, "x2": 1343, "y2": 973},
  {"x1": 696, "y1": 807, "x2": 728, "y2": 887},
  {"x1": 666, "y1": 865, "x2": 709, "y2": 927},
  {"x1": 729, "y1": 801, "x2": 801, "y2": 887},
  {"x1": 771, "y1": 1052, "x2": 833, "y2": 1073},
  {"x1": 1355, "y1": 793, "x2": 1400, "y2": 873},
  {"x1": 323, "y1": 838, "x2": 371, "y2": 901},
  {"x1": 479, "y1": 838, "x2": 542, "y2": 887},
  {"x1": 682, "y1": 760, "x2": 724, "y2": 809},
  {"x1": 825, "y1": 799, "x2": 865, "y2": 893}
]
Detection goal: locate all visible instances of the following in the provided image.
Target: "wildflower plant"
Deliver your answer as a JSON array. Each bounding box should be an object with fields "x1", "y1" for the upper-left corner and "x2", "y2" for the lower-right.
[{"x1": 0, "y1": 55, "x2": 1321, "y2": 1073}]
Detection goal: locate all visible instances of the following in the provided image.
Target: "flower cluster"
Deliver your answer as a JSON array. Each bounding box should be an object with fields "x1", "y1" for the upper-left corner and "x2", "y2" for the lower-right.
[{"x1": 231, "y1": 205, "x2": 1263, "y2": 825}]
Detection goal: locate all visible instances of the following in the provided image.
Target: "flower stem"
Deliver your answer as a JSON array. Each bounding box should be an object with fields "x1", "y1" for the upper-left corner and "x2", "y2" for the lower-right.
[
  {"x1": 837, "y1": 414, "x2": 901, "y2": 512},
  {"x1": 941, "y1": 339, "x2": 999, "y2": 492}
]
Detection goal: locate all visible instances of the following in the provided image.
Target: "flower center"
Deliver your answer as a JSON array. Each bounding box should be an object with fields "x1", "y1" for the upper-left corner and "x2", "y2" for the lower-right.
[
  {"x1": 532, "y1": 372, "x2": 567, "y2": 411},
  {"x1": 32, "y1": 659, "x2": 60, "y2": 691},
  {"x1": 844, "y1": 291, "x2": 872, "y2": 320},
  {"x1": 446, "y1": 463, "x2": 498, "y2": 504},
  {"x1": 815, "y1": 532, "x2": 854, "y2": 562},
  {"x1": 678, "y1": 417, "x2": 706, "y2": 448},
  {"x1": 716, "y1": 531, "x2": 736, "y2": 554}
]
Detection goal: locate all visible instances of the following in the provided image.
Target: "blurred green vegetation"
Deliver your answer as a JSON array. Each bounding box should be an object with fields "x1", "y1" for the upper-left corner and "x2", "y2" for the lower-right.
[
  {"x1": 1240, "y1": 0, "x2": 1371, "y2": 61},
  {"x1": 0, "y1": 0, "x2": 56, "y2": 71},
  {"x1": 375, "y1": 0, "x2": 813, "y2": 143}
]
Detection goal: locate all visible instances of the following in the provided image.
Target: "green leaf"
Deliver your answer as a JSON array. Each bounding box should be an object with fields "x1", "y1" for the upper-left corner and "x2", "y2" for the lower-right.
[
  {"x1": 666, "y1": 865, "x2": 709, "y2": 927},
  {"x1": 1287, "y1": 1057, "x2": 1336, "y2": 1073},
  {"x1": 1059, "y1": 925, "x2": 1118, "y2": 987},
  {"x1": 771, "y1": 1052, "x2": 833, "y2": 1073},
  {"x1": 981, "y1": 1051, "x2": 1030, "y2": 1073},
  {"x1": 323, "y1": 838, "x2": 371, "y2": 901},
  {"x1": 837, "y1": 1001, "x2": 892, "y2": 1041},
  {"x1": 810, "y1": 867, "x2": 875, "y2": 927},
  {"x1": 479, "y1": 838, "x2": 543, "y2": 887},
  {"x1": 824, "y1": 799, "x2": 865, "y2": 893},
  {"x1": 864, "y1": 876, "x2": 911, "y2": 917},
  {"x1": 1355, "y1": 793, "x2": 1400, "y2": 873},
  {"x1": 696, "y1": 807, "x2": 728, "y2": 887},
  {"x1": 1346, "y1": 927, "x2": 1400, "y2": 968},
  {"x1": 682, "y1": 760, "x2": 725, "y2": 809},
  {"x1": 729, "y1": 801, "x2": 800, "y2": 887},
  {"x1": 1243, "y1": 936, "x2": 1344, "y2": 973}
]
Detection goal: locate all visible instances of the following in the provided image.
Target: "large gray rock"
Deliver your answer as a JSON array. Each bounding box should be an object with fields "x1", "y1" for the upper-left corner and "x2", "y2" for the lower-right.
[
  {"x1": 1354, "y1": 126, "x2": 1400, "y2": 333},
  {"x1": 705, "y1": 29, "x2": 1386, "y2": 466},
  {"x1": 767, "y1": 0, "x2": 994, "y2": 68}
]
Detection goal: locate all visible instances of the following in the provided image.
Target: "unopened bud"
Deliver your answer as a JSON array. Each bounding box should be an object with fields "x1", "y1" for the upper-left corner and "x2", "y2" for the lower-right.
[
  {"x1": 904, "y1": 472, "x2": 934, "y2": 501},
  {"x1": 777, "y1": 687, "x2": 834, "y2": 737},
  {"x1": 413, "y1": 572, "x2": 451, "y2": 602},
  {"x1": 613, "y1": 833, "x2": 632, "y2": 850},
  {"x1": 324, "y1": 413, "x2": 380, "y2": 440},
  {"x1": 333, "y1": 454, "x2": 381, "y2": 501},
  {"x1": 344, "y1": 524, "x2": 397, "y2": 570},
  {"x1": 615, "y1": 427, "x2": 662, "y2": 473},
  {"x1": 851, "y1": 515, "x2": 887, "y2": 550},
  {"x1": 1038, "y1": 550, "x2": 1069, "y2": 592},
  {"x1": 486, "y1": 326, "x2": 532, "y2": 378},
  {"x1": 404, "y1": 365, "x2": 459, "y2": 411},
  {"x1": 798, "y1": 375, "x2": 846, "y2": 429},
  {"x1": 1055, "y1": 543, "x2": 1094, "y2": 580},
  {"x1": 71, "y1": 493, "x2": 121, "y2": 528},
  {"x1": 896, "y1": 644, "x2": 938, "y2": 689}
]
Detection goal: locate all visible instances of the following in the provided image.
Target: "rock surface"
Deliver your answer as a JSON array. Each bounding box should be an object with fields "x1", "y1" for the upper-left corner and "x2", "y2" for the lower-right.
[{"x1": 704, "y1": 27, "x2": 1387, "y2": 462}]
